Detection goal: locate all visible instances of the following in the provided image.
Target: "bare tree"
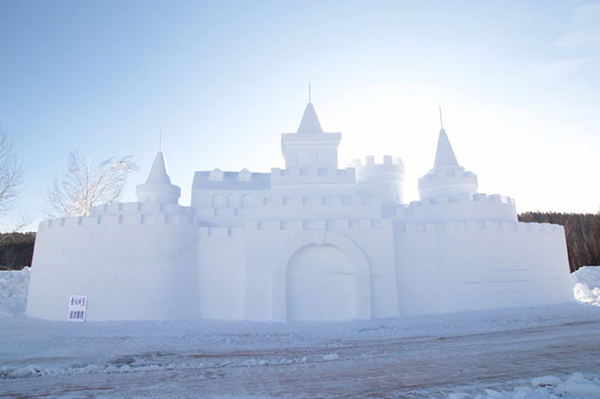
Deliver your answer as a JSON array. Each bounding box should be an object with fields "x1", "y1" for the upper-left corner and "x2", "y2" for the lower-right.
[
  {"x1": 46, "y1": 148, "x2": 138, "y2": 217},
  {"x1": 9, "y1": 209, "x2": 37, "y2": 232},
  {"x1": 0, "y1": 129, "x2": 24, "y2": 214}
]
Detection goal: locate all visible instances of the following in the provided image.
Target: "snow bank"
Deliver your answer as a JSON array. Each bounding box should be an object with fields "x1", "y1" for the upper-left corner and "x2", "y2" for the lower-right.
[
  {"x1": 0, "y1": 267, "x2": 29, "y2": 315},
  {"x1": 449, "y1": 372, "x2": 600, "y2": 398},
  {"x1": 572, "y1": 266, "x2": 600, "y2": 306}
]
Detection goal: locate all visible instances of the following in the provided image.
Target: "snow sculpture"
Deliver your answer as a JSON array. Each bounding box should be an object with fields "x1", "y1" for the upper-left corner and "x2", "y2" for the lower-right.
[{"x1": 26, "y1": 100, "x2": 574, "y2": 322}]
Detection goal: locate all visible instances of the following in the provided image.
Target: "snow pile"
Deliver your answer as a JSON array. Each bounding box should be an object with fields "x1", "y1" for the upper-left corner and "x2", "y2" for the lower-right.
[
  {"x1": 449, "y1": 372, "x2": 600, "y2": 398},
  {"x1": 0, "y1": 267, "x2": 30, "y2": 315},
  {"x1": 572, "y1": 266, "x2": 600, "y2": 306}
]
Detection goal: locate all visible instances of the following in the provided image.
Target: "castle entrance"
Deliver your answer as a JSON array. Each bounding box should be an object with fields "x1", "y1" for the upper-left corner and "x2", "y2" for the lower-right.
[{"x1": 285, "y1": 244, "x2": 357, "y2": 321}]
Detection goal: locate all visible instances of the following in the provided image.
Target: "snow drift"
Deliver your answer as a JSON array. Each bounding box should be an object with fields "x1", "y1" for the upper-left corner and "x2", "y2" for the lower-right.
[
  {"x1": 0, "y1": 267, "x2": 29, "y2": 315},
  {"x1": 572, "y1": 266, "x2": 600, "y2": 306}
]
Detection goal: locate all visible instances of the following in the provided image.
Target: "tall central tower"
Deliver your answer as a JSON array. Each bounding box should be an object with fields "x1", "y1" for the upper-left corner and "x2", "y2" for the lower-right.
[
  {"x1": 271, "y1": 99, "x2": 355, "y2": 196},
  {"x1": 280, "y1": 101, "x2": 341, "y2": 169}
]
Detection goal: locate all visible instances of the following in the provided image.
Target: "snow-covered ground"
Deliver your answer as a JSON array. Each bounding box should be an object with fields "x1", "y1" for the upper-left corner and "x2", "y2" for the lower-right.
[{"x1": 1, "y1": 267, "x2": 600, "y2": 397}]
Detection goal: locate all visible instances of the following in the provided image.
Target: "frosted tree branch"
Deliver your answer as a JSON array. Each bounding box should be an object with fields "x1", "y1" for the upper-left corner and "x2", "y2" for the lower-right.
[
  {"x1": 0, "y1": 129, "x2": 24, "y2": 214},
  {"x1": 46, "y1": 148, "x2": 138, "y2": 217}
]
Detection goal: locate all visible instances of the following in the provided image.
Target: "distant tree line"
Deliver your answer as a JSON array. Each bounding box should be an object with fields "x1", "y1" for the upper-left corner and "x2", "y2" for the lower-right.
[
  {"x1": 0, "y1": 213, "x2": 598, "y2": 272},
  {"x1": 0, "y1": 232, "x2": 35, "y2": 271},
  {"x1": 519, "y1": 212, "x2": 600, "y2": 272}
]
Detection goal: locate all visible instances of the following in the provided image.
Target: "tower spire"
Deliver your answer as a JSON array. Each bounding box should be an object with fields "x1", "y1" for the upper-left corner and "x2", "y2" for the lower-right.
[
  {"x1": 432, "y1": 108, "x2": 459, "y2": 171},
  {"x1": 159, "y1": 128, "x2": 163, "y2": 152},
  {"x1": 136, "y1": 148, "x2": 181, "y2": 204},
  {"x1": 146, "y1": 152, "x2": 171, "y2": 185},
  {"x1": 297, "y1": 84, "x2": 323, "y2": 133}
]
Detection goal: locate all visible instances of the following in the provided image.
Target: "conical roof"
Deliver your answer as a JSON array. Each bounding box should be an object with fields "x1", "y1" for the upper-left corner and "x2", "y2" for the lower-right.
[
  {"x1": 432, "y1": 128, "x2": 460, "y2": 170},
  {"x1": 146, "y1": 151, "x2": 172, "y2": 184},
  {"x1": 297, "y1": 103, "x2": 323, "y2": 133}
]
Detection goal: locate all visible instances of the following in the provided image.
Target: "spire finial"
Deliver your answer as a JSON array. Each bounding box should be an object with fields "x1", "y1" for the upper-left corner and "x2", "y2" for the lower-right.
[
  {"x1": 439, "y1": 106, "x2": 444, "y2": 130},
  {"x1": 159, "y1": 128, "x2": 163, "y2": 152},
  {"x1": 308, "y1": 82, "x2": 312, "y2": 103}
]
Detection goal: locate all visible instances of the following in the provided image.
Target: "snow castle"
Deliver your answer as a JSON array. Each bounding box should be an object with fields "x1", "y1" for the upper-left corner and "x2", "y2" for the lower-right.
[{"x1": 26, "y1": 101, "x2": 574, "y2": 322}]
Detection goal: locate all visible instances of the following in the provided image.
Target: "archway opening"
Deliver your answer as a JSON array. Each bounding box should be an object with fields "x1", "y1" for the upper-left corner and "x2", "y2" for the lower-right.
[{"x1": 286, "y1": 244, "x2": 356, "y2": 322}]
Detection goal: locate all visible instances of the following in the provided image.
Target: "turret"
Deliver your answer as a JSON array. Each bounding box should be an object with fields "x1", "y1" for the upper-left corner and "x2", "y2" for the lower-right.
[
  {"x1": 136, "y1": 151, "x2": 181, "y2": 204},
  {"x1": 418, "y1": 111, "x2": 478, "y2": 201},
  {"x1": 352, "y1": 155, "x2": 405, "y2": 205}
]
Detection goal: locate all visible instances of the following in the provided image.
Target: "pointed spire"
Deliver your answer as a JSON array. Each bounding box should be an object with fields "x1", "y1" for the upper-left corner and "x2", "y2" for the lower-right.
[
  {"x1": 432, "y1": 123, "x2": 460, "y2": 171},
  {"x1": 136, "y1": 147, "x2": 180, "y2": 204},
  {"x1": 297, "y1": 103, "x2": 323, "y2": 133},
  {"x1": 430, "y1": 106, "x2": 460, "y2": 170},
  {"x1": 146, "y1": 151, "x2": 172, "y2": 184}
]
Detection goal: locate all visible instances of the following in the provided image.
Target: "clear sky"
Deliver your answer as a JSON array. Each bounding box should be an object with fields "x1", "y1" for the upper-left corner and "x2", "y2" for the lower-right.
[{"x1": 1, "y1": 0, "x2": 599, "y2": 231}]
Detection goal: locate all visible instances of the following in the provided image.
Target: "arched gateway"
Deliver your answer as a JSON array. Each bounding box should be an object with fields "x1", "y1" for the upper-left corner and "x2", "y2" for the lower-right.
[
  {"x1": 286, "y1": 245, "x2": 356, "y2": 321},
  {"x1": 269, "y1": 231, "x2": 372, "y2": 322}
]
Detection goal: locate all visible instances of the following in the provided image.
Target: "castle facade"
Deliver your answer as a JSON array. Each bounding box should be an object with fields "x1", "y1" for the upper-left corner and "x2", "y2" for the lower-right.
[{"x1": 26, "y1": 102, "x2": 574, "y2": 322}]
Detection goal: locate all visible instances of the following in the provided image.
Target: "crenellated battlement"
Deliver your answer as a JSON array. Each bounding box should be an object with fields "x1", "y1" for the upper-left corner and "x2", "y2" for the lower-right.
[
  {"x1": 383, "y1": 192, "x2": 517, "y2": 223},
  {"x1": 272, "y1": 167, "x2": 354, "y2": 178},
  {"x1": 351, "y1": 155, "x2": 404, "y2": 172},
  {"x1": 247, "y1": 218, "x2": 390, "y2": 232},
  {"x1": 256, "y1": 195, "x2": 379, "y2": 208},
  {"x1": 270, "y1": 167, "x2": 356, "y2": 186},
  {"x1": 198, "y1": 225, "x2": 245, "y2": 237},
  {"x1": 418, "y1": 169, "x2": 478, "y2": 186},
  {"x1": 199, "y1": 194, "x2": 379, "y2": 215},
  {"x1": 393, "y1": 220, "x2": 563, "y2": 234},
  {"x1": 39, "y1": 203, "x2": 198, "y2": 230},
  {"x1": 90, "y1": 202, "x2": 195, "y2": 216},
  {"x1": 351, "y1": 155, "x2": 405, "y2": 205},
  {"x1": 418, "y1": 168, "x2": 479, "y2": 201},
  {"x1": 196, "y1": 218, "x2": 391, "y2": 237},
  {"x1": 404, "y1": 192, "x2": 515, "y2": 208}
]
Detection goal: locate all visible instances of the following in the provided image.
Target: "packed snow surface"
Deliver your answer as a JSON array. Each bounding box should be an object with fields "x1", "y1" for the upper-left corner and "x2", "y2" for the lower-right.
[
  {"x1": 572, "y1": 266, "x2": 600, "y2": 306},
  {"x1": 1, "y1": 268, "x2": 600, "y2": 397},
  {"x1": 449, "y1": 372, "x2": 600, "y2": 398}
]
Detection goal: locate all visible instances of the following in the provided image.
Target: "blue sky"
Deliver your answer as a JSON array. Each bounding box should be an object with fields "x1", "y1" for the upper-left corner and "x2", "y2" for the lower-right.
[{"x1": 1, "y1": 0, "x2": 599, "y2": 230}]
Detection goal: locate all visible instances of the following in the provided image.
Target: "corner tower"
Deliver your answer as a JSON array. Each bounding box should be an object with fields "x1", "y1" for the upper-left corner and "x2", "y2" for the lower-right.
[
  {"x1": 418, "y1": 109, "x2": 478, "y2": 201},
  {"x1": 136, "y1": 151, "x2": 181, "y2": 204},
  {"x1": 353, "y1": 155, "x2": 405, "y2": 205}
]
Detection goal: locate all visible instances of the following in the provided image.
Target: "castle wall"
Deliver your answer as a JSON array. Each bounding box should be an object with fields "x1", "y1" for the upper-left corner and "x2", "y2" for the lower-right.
[
  {"x1": 191, "y1": 189, "x2": 266, "y2": 211},
  {"x1": 242, "y1": 218, "x2": 398, "y2": 322},
  {"x1": 245, "y1": 195, "x2": 382, "y2": 221},
  {"x1": 197, "y1": 226, "x2": 246, "y2": 320},
  {"x1": 387, "y1": 193, "x2": 517, "y2": 224},
  {"x1": 393, "y1": 221, "x2": 574, "y2": 315},
  {"x1": 26, "y1": 203, "x2": 199, "y2": 321},
  {"x1": 270, "y1": 167, "x2": 357, "y2": 197}
]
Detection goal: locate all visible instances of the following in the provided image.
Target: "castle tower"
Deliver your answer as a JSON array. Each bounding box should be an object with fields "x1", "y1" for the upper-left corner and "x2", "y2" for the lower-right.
[
  {"x1": 352, "y1": 155, "x2": 405, "y2": 205},
  {"x1": 136, "y1": 151, "x2": 181, "y2": 204},
  {"x1": 418, "y1": 114, "x2": 478, "y2": 201},
  {"x1": 280, "y1": 101, "x2": 341, "y2": 169}
]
